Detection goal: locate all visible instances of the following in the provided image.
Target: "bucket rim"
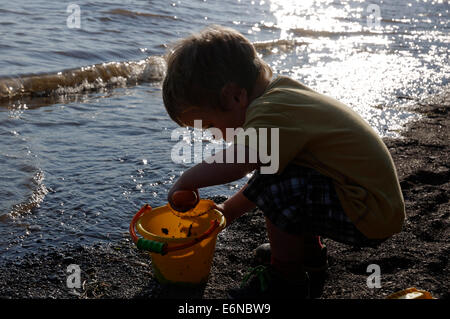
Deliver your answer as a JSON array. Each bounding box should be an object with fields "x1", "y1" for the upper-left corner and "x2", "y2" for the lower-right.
[{"x1": 136, "y1": 204, "x2": 226, "y2": 244}]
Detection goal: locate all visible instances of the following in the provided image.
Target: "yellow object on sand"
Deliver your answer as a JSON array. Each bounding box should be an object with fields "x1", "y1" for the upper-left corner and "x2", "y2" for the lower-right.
[{"x1": 387, "y1": 287, "x2": 434, "y2": 299}]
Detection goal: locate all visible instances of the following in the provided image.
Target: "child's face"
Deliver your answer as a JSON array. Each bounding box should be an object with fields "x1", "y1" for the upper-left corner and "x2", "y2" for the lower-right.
[
  {"x1": 177, "y1": 83, "x2": 249, "y2": 141},
  {"x1": 178, "y1": 106, "x2": 246, "y2": 142}
]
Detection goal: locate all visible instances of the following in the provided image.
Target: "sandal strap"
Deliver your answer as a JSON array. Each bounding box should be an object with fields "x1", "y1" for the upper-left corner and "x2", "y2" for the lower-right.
[{"x1": 241, "y1": 265, "x2": 270, "y2": 292}]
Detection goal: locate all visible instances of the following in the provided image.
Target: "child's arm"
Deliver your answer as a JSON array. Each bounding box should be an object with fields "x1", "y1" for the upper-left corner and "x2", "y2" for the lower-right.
[
  {"x1": 168, "y1": 144, "x2": 260, "y2": 209},
  {"x1": 215, "y1": 184, "x2": 256, "y2": 226}
]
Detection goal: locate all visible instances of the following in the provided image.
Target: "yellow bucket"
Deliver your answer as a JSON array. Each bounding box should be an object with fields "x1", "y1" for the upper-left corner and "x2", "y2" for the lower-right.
[{"x1": 130, "y1": 200, "x2": 226, "y2": 285}]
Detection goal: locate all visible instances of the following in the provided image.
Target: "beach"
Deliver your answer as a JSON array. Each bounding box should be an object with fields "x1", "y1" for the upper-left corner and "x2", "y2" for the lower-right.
[{"x1": 0, "y1": 90, "x2": 448, "y2": 300}]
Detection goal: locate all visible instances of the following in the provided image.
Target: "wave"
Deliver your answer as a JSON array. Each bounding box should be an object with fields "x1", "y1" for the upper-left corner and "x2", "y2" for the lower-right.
[
  {"x1": 0, "y1": 38, "x2": 306, "y2": 104},
  {"x1": 0, "y1": 169, "x2": 48, "y2": 220},
  {"x1": 380, "y1": 18, "x2": 411, "y2": 25},
  {"x1": 253, "y1": 39, "x2": 308, "y2": 55},
  {"x1": 289, "y1": 27, "x2": 385, "y2": 38},
  {"x1": 105, "y1": 8, "x2": 177, "y2": 20},
  {"x1": 0, "y1": 56, "x2": 166, "y2": 103},
  {"x1": 0, "y1": 37, "x2": 313, "y2": 105}
]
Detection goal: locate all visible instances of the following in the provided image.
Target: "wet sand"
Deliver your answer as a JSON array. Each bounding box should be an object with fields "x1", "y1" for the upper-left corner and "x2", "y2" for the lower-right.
[{"x1": 0, "y1": 91, "x2": 448, "y2": 300}]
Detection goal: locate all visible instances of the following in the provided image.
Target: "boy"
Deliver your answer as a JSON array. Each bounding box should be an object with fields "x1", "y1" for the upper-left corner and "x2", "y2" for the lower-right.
[{"x1": 162, "y1": 25, "x2": 405, "y2": 298}]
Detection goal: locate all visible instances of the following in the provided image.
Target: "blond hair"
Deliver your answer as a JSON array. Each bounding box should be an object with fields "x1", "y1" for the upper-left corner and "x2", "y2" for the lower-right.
[{"x1": 162, "y1": 25, "x2": 272, "y2": 125}]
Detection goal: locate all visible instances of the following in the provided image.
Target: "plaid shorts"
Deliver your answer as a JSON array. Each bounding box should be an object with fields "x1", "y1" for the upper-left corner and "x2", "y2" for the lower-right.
[{"x1": 243, "y1": 164, "x2": 386, "y2": 248}]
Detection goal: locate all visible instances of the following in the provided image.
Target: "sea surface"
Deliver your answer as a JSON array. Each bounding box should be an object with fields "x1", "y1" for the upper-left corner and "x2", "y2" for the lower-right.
[{"x1": 0, "y1": 0, "x2": 448, "y2": 260}]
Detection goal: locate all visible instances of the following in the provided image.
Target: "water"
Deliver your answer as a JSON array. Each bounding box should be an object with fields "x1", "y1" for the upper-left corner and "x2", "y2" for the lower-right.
[{"x1": 0, "y1": 0, "x2": 448, "y2": 259}]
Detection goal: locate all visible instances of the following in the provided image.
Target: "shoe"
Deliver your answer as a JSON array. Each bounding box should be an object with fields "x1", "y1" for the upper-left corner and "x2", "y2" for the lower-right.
[
  {"x1": 253, "y1": 240, "x2": 328, "y2": 298},
  {"x1": 254, "y1": 240, "x2": 328, "y2": 272},
  {"x1": 227, "y1": 265, "x2": 310, "y2": 299},
  {"x1": 253, "y1": 243, "x2": 272, "y2": 265}
]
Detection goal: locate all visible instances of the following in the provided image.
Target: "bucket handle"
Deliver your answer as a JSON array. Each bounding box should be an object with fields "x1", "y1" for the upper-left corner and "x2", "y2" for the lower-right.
[{"x1": 130, "y1": 204, "x2": 220, "y2": 256}]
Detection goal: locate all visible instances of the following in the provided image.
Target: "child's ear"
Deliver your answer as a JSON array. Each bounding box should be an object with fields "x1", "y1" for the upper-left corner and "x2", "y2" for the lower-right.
[
  {"x1": 221, "y1": 83, "x2": 248, "y2": 109},
  {"x1": 237, "y1": 86, "x2": 248, "y2": 108}
]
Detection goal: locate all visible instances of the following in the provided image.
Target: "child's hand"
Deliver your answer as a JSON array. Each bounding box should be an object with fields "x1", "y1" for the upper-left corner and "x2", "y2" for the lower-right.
[{"x1": 213, "y1": 203, "x2": 225, "y2": 214}]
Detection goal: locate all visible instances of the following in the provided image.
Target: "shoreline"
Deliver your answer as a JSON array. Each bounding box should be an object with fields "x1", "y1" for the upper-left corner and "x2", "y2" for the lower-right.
[{"x1": 0, "y1": 91, "x2": 448, "y2": 299}]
